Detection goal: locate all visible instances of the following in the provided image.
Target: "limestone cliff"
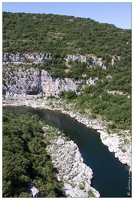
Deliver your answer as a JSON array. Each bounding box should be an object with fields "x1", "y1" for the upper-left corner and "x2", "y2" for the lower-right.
[
  {"x1": 2, "y1": 53, "x2": 52, "y2": 63},
  {"x1": 2, "y1": 52, "x2": 118, "y2": 99},
  {"x1": 3, "y1": 67, "x2": 78, "y2": 99},
  {"x1": 3, "y1": 53, "x2": 117, "y2": 69}
]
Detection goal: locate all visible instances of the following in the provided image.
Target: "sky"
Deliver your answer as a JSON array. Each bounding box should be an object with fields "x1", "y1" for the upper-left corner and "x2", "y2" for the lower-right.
[
  {"x1": 0, "y1": 0, "x2": 133, "y2": 193},
  {"x1": 2, "y1": 1, "x2": 132, "y2": 29}
]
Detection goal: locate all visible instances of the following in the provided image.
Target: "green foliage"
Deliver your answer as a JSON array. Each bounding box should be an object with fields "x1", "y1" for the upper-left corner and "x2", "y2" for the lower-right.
[
  {"x1": 67, "y1": 61, "x2": 87, "y2": 80},
  {"x1": 59, "y1": 90, "x2": 77, "y2": 100},
  {"x1": 2, "y1": 12, "x2": 131, "y2": 131},
  {"x1": 66, "y1": 90, "x2": 77, "y2": 100},
  {"x1": 74, "y1": 85, "x2": 131, "y2": 130},
  {"x1": 3, "y1": 110, "x2": 65, "y2": 197},
  {"x1": 3, "y1": 12, "x2": 131, "y2": 58},
  {"x1": 88, "y1": 189, "x2": 95, "y2": 197},
  {"x1": 108, "y1": 123, "x2": 117, "y2": 130}
]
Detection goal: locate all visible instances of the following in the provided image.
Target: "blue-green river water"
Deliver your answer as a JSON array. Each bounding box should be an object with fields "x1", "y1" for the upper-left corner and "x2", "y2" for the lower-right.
[{"x1": 3, "y1": 106, "x2": 131, "y2": 197}]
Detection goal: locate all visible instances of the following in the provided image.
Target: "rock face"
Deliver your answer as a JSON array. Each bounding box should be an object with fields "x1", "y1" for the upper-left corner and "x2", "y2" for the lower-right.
[
  {"x1": 65, "y1": 54, "x2": 87, "y2": 63},
  {"x1": 65, "y1": 54, "x2": 116, "y2": 69},
  {"x1": 3, "y1": 68, "x2": 78, "y2": 99},
  {"x1": 46, "y1": 133, "x2": 100, "y2": 198},
  {"x1": 3, "y1": 53, "x2": 117, "y2": 69},
  {"x1": 99, "y1": 130, "x2": 131, "y2": 168},
  {"x1": 86, "y1": 77, "x2": 98, "y2": 85},
  {"x1": 27, "y1": 183, "x2": 41, "y2": 197},
  {"x1": 2, "y1": 97, "x2": 131, "y2": 171},
  {"x1": 2, "y1": 53, "x2": 52, "y2": 63},
  {"x1": 41, "y1": 70, "x2": 78, "y2": 97}
]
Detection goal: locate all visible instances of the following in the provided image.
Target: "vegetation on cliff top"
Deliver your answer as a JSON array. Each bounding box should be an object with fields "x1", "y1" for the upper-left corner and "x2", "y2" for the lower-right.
[{"x1": 2, "y1": 12, "x2": 131, "y2": 130}]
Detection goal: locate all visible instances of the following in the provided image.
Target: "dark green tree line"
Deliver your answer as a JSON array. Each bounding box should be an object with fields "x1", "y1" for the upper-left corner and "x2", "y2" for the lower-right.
[{"x1": 3, "y1": 110, "x2": 65, "y2": 197}]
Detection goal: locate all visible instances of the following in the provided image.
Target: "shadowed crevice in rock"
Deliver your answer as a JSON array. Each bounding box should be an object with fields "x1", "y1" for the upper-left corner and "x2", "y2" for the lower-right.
[{"x1": 3, "y1": 68, "x2": 79, "y2": 99}]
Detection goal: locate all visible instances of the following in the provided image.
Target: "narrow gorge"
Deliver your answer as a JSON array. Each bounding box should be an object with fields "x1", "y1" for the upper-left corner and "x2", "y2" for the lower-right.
[
  {"x1": 3, "y1": 11, "x2": 131, "y2": 198},
  {"x1": 3, "y1": 58, "x2": 131, "y2": 170}
]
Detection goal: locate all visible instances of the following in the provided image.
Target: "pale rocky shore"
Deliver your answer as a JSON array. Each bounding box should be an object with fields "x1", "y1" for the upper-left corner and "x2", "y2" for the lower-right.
[
  {"x1": 3, "y1": 97, "x2": 131, "y2": 170},
  {"x1": 43, "y1": 124, "x2": 100, "y2": 197}
]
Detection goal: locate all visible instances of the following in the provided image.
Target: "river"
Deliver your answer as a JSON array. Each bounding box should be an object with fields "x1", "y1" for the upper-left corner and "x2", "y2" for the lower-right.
[{"x1": 3, "y1": 106, "x2": 131, "y2": 197}]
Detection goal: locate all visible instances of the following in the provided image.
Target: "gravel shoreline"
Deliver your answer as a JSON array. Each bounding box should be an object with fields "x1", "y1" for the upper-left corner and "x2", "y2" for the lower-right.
[
  {"x1": 43, "y1": 124, "x2": 100, "y2": 197},
  {"x1": 3, "y1": 97, "x2": 131, "y2": 170}
]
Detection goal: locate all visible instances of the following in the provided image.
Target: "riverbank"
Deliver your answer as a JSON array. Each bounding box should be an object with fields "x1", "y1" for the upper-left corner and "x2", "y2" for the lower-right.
[
  {"x1": 43, "y1": 123, "x2": 100, "y2": 197},
  {"x1": 3, "y1": 97, "x2": 131, "y2": 170}
]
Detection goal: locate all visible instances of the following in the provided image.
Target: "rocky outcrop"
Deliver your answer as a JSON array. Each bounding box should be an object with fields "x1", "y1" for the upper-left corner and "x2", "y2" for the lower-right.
[
  {"x1": 41, "y1": 70, "x2": 78, "y2": 97},
  {"x1": 3, "y1": 68, "x2": 78, "y2": 99},
  {"x1": 3, "y1": 53, "x2": 117, "y2": 69},
  {"x1": 86, "y1": 77, "x2": 98, "y2": 85},
  {"x1": 99, "y1": 130, "x2": 131, "y2": 168},
  {"x1": 65, "y1": 54, "x2": 87, "y2": 63},
  {"x1": 44, "y1": 127, "x2": 100, "y2": 198},
  {"x1": 65, "y1": 54, "x2": 117, "y2": 69},
  {"x1": 2, "y1": 53, "x2": 52, "y2": 63},
  {"x1": 27, "y1": 183, "x2": 41, "y2": 197},
  {"x1": 3, "y1": 97, "x2": 131, "y2": 170}
]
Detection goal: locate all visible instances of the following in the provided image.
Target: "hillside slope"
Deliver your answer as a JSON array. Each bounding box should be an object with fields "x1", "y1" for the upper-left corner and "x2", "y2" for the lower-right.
[
  {"x1": 3, "y1": 12, "x2": 131, "y2": 57},
  {"x1": 2, "y1": 12, "x2": 131, "y2": 131},
  {"x1": 2, "y1": 12, "x2": 132, "y2": 198}
]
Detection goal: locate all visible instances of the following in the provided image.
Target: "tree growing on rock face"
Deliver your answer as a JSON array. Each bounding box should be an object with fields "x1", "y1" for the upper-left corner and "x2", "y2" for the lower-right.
[
  {"x1": 2, "y1": 11, "x2": 131, "y2": 132},
  {"x1": 88, "y1": 189, "x2": 95, "y2": 197}
]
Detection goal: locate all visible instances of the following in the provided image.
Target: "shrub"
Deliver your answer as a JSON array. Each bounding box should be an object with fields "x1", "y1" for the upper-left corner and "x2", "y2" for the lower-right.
[{"x1": 88, "y1": 189, "x2": 94, "y2": 197}]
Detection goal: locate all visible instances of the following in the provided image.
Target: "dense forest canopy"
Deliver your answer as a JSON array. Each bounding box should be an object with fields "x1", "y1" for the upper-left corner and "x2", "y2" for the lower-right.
[
  {"x1": 2, "y1": 12, "x2": 131, "y2": 130},
  {"x1": 3, "y1": 12, "x2": 131, "y2": 58},
  {"x1": 3, "y1": 110, "x2": 65, "y2": 197},
  {"x1": 2, "y1": 11, "x2": 132, "y2": 198}
]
